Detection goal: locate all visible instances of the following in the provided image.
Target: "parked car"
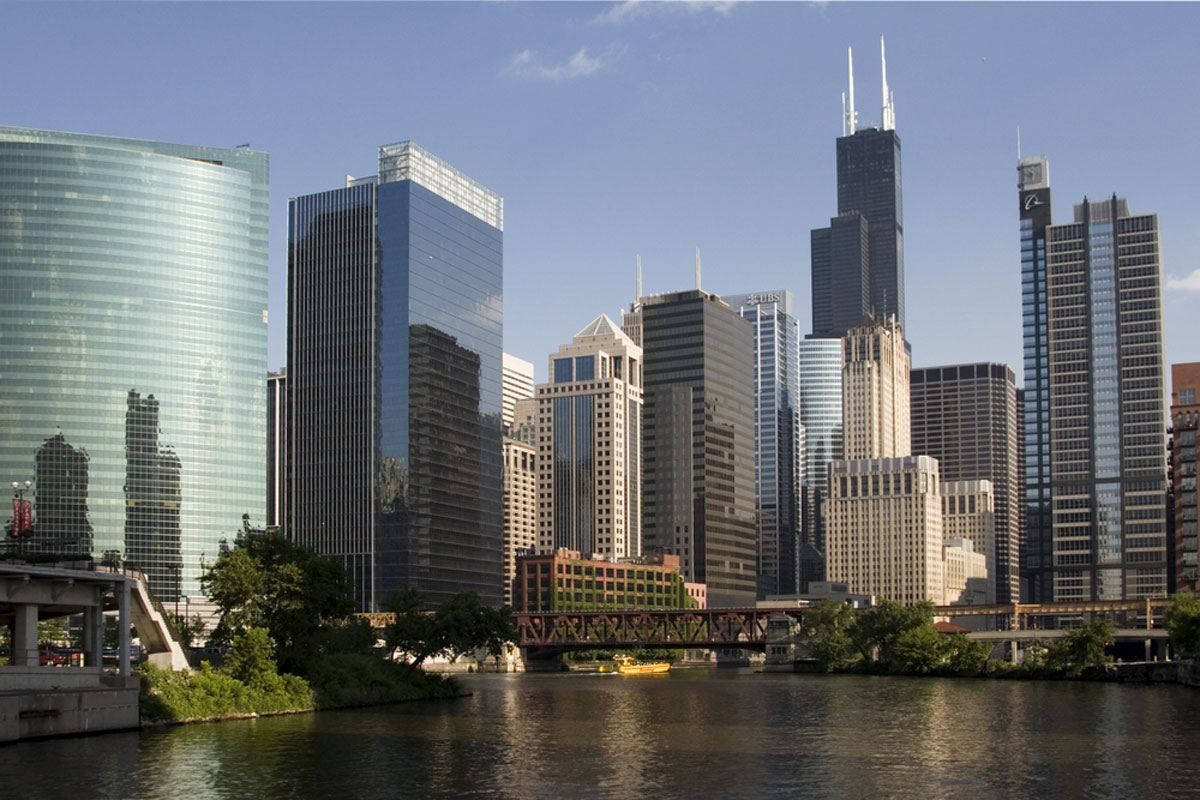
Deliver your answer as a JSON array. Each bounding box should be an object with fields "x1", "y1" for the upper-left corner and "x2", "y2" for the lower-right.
[{"x1": 38, "y1": 649, "x2": 66, "y2": 667}]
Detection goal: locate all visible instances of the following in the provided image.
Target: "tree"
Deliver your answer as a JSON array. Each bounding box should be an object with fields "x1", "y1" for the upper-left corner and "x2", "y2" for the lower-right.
[
  {"x1": 849, "y1": 600, "x2": 932, "y2": 667},
  {"x1": 385, "y1": 589, "x2": 516, "y2": 674},
  {"x1": 1047, "y1": 620, "x2": 1114, "y2": 677},
  {"x1": 891, "y1": 625, "x2": 949, "y2": 674},
  {"x1": 38, "y1": 617, "x2": 70, "y2": 647},
  {"x1": 164, "y1": 612, "x2": 207, "y2": 649},
  {"x1": 223, "y1": 627, "x2": 280, "y2": 688},
  {"x1": 1165, "y1": 592, "x2": 1200, "y2": 660},
  {"x1": 201, "y1": 529, "x2": 356, "y2": 668},
  {"x1": 801, "y1": 600, "x2": 857, "y2": 672},
  {"x1": 943, "y1": 634, "x2": 992, "y2": 675}
]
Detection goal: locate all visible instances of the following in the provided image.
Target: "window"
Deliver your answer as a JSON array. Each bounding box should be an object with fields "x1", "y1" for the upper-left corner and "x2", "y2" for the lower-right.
[
  {"x1": 575, "y1": 355, "x2": 596, "y2": 381},
  {"x1": 554, "y1": 358, "x2": 573, "y2": 383}
]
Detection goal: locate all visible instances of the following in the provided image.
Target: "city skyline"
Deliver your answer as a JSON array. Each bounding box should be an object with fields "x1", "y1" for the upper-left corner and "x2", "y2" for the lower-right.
[{"x1": 3, "y1": 3, "x2": 1198, "y2": 383}]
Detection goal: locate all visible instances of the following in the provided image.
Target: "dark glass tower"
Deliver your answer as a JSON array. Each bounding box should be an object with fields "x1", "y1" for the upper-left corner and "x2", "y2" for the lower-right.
[
  {"x1": 288, "y1": 142, "x2": 504, "y2": 611},
  {"x1": 810, "y1": 43, "x2": 904, "y2": 339},
  {"x1": 638, "y1": 289, "x2": 758, "y2": 607}
]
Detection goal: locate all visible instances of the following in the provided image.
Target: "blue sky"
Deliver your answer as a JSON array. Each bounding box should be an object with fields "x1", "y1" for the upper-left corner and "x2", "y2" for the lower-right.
[{"x1": 3, "y1": 1, "x2": 1198, "y2": 382}]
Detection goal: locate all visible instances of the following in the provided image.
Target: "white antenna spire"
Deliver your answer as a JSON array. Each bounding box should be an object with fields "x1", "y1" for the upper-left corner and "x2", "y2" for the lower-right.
[
  {"x1": 841, "y1": 92, "x2": 847, "y2": 137},
  {"x1": 1016, "y1": 126, "x2": 1022, "y2": 161},
  {"x1": 846, "y1": 47, "x2": 857, "y2": 135},
  {"x1": 880, "y1": 36, "x2": 895, "y2": 131},
  {"x1": 636, "y1": 254, "x2": 643, "y2": 299},
  {"x1": 694, "y1": 247, "x2": 702, "y2": 291}
]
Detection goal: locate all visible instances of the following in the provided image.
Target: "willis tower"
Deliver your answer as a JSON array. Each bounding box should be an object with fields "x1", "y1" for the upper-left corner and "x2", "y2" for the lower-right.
[{"x1": 811, "y1": 38, "x2": 904, "y2": 339}]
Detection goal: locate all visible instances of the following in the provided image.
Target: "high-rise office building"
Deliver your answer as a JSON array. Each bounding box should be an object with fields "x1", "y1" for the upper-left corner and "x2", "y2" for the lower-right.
[
  {"x1": 510, "y1": 397, "x2": 538, "y2": 448},
  {"x1": 911, "y1": 363, "x2": 1020, "y2": 603},
  {"x1": 1018, "y1": 155, "x2": 1054, "y2": 603},
  {"x1": 502, "y1": 436, "x2": 537, "y2": 606},
  {"x1": 811, "y1": 40, "x2": 904, "y2": 339},
  {"x1": 287, "y1": 141, "x2": 503, "y2": 610},
  {"x1": 798, "y1": 337, "x2": 843, "y2": 588},
  {"x1": 536, "y1": 315, "x2": 643, "y2": 560},
  {"x1": 942, "y1": 480, "x2": 997, "y2": 603},
  {"x1": 728, "y1": 290, "x2": 803, "y2": 598},
  {"x1": 942, "y1": 538, "x2": 990, "y2": 606},
  {"x1": 0, "y1": 126, "x2": 268, "y2": 600},
  {"x1": 1170, "y1": 363, "x2": 1200, "y2": 594},
  {"x1": 638, "y1": 289, "x2": 758, "y2": 606},
  {"x1": 1046, "y1": 195, "x2": 1167, "y2": 601},
  {"x1": 502, "y1": 353, "x2": 535, "y2": 433},
  {"x1": 267, "y1": 370, "x2": 287, "y2": 530},
  {"x1": 842, "y1": 316, "x2": 909, "y2": 460}
]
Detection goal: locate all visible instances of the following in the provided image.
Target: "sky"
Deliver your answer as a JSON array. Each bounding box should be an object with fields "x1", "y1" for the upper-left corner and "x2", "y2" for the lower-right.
[{"x1": 2, "y1": 1, "x2": 1199, "y2": 383}]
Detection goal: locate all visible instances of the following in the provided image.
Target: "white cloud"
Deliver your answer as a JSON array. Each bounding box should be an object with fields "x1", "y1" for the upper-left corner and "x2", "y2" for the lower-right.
[
  {"x1": 1167, "y1": 269, "x2": 1200, "y2": 292},
  {"x1": 504, "y1": 45, "x2": 626, "y2": 81},
  {"x1": 591, "y1": 1, "x2": 736, "y2": 26}
]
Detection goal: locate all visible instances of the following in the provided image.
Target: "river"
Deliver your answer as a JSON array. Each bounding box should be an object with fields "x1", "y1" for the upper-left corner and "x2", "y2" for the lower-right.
[{"x1": 3, "y1": 670, "x2": 1197, "y2": 798}]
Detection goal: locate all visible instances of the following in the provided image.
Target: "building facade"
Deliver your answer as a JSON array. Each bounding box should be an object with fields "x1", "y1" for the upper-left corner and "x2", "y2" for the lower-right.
[
  {"x1": 638, "y1": 290, "x2": 758, "y2": 606},
  {"x1": 842, "y1": 316, "x2": 909, "y2": 461},
  {"x1": 514, "y1": 550, "x2": 699, "y2": 613},
  {"x1": 536, "y1": 315, "x2": 643, "y2": 561},
  {"x1": 1170, "y1": 363, "x2": 1200, "y2": 593},
  {"x1": 728, "y1": 291, "x2": 803, "y2": 598},
  {"x1": 798, "y1": 337, "x2": 844, "y2": 589},
  {"x1": 942, "y1": 480, "x2": 997, "y2": 603},
  {"x1": 942, "y1": 538, "x2": 989, "y2": 606},
  {"x1": 1018, "y1": 155, "x2": 1055, "y2": 603},
  {"x1": 825, "y1": 456, "x2": 945, "y2": 605},
  {"x1": 1045, "y1": 196, "x2": 1167, "y2": 601},
  {"x1": 911, "y1": 363, "x2": 1019, "y2": 604},
  {"x1": 510, "y1": 397, "x2": 538, "y2": 448},
  {"x1": 267, "y1": 370, "x2": 286, "y2": 530},
  {"x1": 0, "y1": 126, "x2": 268, "y2": 601},
  {"x1": 502, "y1": 352, "x2": 535, "y2": 433},
  {"x1": 287, "y1": 141, "x2": 504, "y2": 610},
  {"x1": 502, "y1": 436, "x2": 537, "y2": 606}
]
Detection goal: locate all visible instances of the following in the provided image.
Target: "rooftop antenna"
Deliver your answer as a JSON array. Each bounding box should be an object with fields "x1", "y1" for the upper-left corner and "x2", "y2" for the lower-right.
[
  {"x1": 636, "y1": 254, "x2": 643, "y2": 300},
  {"x1": 880, "y1": 36, "x2": 894, "y2": 131},
  {"x1": 694, "y1": 247, "x2": 702, "y2": 291},
  {"x1": 846, "y1": 47, "x2": 857, "y2": 135},
  {"x1": 1017, "y1": 126, "x2": 1022, "y2": 161},
  {"x1": 841, "y1": 92, "x2": 847, "y2": 137}
]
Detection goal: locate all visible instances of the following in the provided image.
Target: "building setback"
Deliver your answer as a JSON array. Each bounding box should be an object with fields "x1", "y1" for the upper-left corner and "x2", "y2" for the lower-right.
[
  {"x1": 911, "y1": 363, "x2": 1020, "y2": 604},
  {"x1": 728, "y1": 291, "x2": 804, "y2": 598},
  {"x1": 536, "y1": 315, "x2": 643, "y2": 561},
  {"x1": 0, "y1": 126, "x2": 268, "y2": 601},
  {"x1": 637, "y1": 289, "x2": 758, "y2": 607},
  {"x1": 287, "y1": 141, "x2": 503, "y2": 610},
  {"x1": 1170, "y1": 363, "x2": 1200, "y2": 594},
  {"x1": 1045, "y1": 195, "x2": 1167, "y2": 601}
]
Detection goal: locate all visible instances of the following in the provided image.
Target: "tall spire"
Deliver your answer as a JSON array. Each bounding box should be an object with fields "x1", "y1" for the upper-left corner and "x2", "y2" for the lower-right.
[
  {"x1": 636, "y1": 254, "x2": 643, "y2": 299},
  {"x1": 694, "y1": 247, "x2": 702, "y2": 291},
  {"x1": 845, "y1": 47, "x2": 857, "y2": 135},
  {"x1": 881, "y1": 35, "x2": 895, "y2": 131}
]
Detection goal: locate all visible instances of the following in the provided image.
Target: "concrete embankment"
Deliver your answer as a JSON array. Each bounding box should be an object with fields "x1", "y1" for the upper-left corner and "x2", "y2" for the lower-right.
[{"x1": 0, "y1": 677, "x2": 139, "y2": 743}]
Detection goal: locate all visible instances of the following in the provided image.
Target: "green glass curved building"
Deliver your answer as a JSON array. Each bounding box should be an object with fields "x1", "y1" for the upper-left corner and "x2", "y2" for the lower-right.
[{"x1": 0, "y1": 125, "x2": 268, "y2": 600}]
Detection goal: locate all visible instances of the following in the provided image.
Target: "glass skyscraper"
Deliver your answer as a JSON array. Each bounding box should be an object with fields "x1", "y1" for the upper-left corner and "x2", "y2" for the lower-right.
[
  {"x1": 0, "y1": 125, "x2": 269, "y2": 600},
  {"x1": 287, "y1": 141, "x2": 503, "y2": 611},
  {"x1": 728, "y1": 291, "x2": 803, "y2": 598},
  {"x1": 798, "y1": 337, "x2": 843, "y2": 588}
]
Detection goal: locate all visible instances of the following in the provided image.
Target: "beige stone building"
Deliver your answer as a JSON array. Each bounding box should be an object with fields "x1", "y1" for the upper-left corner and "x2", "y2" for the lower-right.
[
  {"x1": 942, "y1": 537, "x2": 989, "y2": 606},
  {"x1": 825, "y1": 455, "x2": 945, "y2": 604},
  {"x1": 502, "y1": 436, "x2": 537, "y2": 605},
  {"x1": 536, "y1": 315, "x2": 643, "y2": 560},
  {"x1": 842, "y1": 315, "x2": 910, "y2": 460},
  {"x1": 942, "y1": 480, "x2": 997, "y2": 603}
]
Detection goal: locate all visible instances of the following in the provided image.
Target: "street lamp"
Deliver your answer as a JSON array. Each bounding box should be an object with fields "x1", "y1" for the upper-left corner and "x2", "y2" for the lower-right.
[{"x1": 8, "y1": 479, "x2": 34, "y2": 555}]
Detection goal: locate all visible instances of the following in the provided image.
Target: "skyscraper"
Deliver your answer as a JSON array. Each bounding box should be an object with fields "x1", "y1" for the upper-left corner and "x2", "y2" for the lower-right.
[
  {"x1": 267, "y1": 370, "x2": 286, "y2": 530},
  {"x1": 502, "y1": 353, "x2": 535, "y2": 433},
  {"x1": 1018, "y1": 155, "x2": 1054, "y2": 603},
  {"x1": 0, "y1": 126, "x2": 268, "y2": 599},
  {"x1": 911, "y1": 363, "x2": 1020, "y2": 604},
  {"x1": 1045, "y1": 195, "x2": 1167, "y2": 601},
  {"x1": 842, "y1": 316, "x2": 909, "y2": 460},
  {"x1": 811, "y1": 39, "x2": 904, "y2": 339},
  {"x1": 502, "y1": 435, "x2": 537, "y2": 606},
  {"x1": 799, "y1": 337, "x2": 843, "y2": 589},
  {"x1": 727, "y1": 290, "x2": 803, "y2": 598},
  {"x1": 1170, "y1": 363, "x2": 1200, "y2": 594},
  {"x1": 287, "y1": 141, "x2": 504, "y2": 610},
  {"x1": 536, "y1": 314, "x2": 643, "y2": 560},
  {"x1": 639, "y1": 289, "x2": 758, "y2": 606}
]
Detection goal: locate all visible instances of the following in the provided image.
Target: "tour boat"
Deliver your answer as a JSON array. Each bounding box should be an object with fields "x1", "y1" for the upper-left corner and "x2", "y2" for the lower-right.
[{"x1": 614, "y1": 656, "x2": 671, "y2": 676}]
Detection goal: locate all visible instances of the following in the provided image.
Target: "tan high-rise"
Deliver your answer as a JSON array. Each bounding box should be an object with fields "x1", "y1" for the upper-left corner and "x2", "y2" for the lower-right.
[
  {"x1": 942, "y1": 480, "x2": 997, "y2": 603},
  {"x1": 502, "y1": 437, "x2": 537, "y2": 605},
  {"x1": 842, "y1": 316, "x2": 909, "y2": 460}
]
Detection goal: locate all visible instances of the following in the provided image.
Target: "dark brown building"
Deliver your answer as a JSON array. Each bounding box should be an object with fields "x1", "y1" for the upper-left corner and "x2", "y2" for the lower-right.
[{"x1": 1171, "y1": 363, "x2": 1200, "y2": 593}]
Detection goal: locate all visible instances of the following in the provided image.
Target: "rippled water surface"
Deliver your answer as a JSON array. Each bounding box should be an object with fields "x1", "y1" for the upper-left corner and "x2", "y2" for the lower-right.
[{"x1": 3, "y1": 670, "x2": 1198, "y2": 799}]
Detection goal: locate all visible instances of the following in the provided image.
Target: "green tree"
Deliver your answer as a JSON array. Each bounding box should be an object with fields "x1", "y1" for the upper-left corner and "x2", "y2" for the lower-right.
[
  {"x1": 890, "y1": 624, "x2": 949, "y2": 674},
  {"x1": 201, "y1": 529, "x2": 356, "y2": 668},
  {"x1": 164, "y1": 612, "x2": 207, "y2": 649},
  {"x1": 385, "y1": 589, "x2": 516, "y2": 674},
  {"x1": 943, "y1": 634, "x2": 992, "y2": 675},
  {"x1": 849, "y1": 600, "x2": 932, "y2": 667},
  {"x1": 1047, "y1": 620, "x2": 1114, "y2": 677},
  {"x1": 801, "y1": 600, "x2": 857, "y2": 672},
  {"x1": 1165, "y1": 592, "x2": 1200, "y2": 659},
  {"x1": 223, "y1": 627, "x2": 280, "y2": 688},
  {"x1": 38, "y1": 617, "x2": 70, "y2": 647}
]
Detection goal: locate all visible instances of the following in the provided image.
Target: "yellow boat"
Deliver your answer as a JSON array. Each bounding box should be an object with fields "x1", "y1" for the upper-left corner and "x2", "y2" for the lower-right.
[{"x1": 614, "y1": 655, "x2": 671, "y2": 676}]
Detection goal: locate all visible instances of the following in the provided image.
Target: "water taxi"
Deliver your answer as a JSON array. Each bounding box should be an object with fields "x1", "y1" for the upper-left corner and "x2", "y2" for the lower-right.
[{"x1": 613, "y1": 655, "x2": 671, "y2": 676}]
